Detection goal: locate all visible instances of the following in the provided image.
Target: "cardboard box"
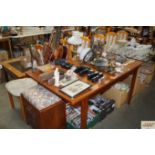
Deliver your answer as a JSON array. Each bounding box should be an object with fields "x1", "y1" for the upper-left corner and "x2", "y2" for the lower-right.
[
  {"x1": 123, "y1": 75, "x2": 145, "y2": 96},
  {"x1": 103, "y1": 86, "x2": 129, "y2": 108},
  {"x1": 139, "y1": 64, "x2": 154, "y2": 85},
  {"x1": 133, "y1": 77, "x2": 146, "y2": 96},
  {"x1": 103, "y1": 63, "x2": 155, "y2": 107},
  {"x1": 123, "y1": 63, "x2": 154, "y2": 96}
]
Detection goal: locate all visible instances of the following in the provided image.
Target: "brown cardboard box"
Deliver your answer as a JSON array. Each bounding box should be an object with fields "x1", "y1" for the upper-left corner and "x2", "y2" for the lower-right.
[
  {"x1": 123, "y1": 63, "x2": 154, "y2": 96},
  {"x1": 103, "y1": 63, "x2": 155, "y2": 107},
  {"x1": 139, "y1": 64, "x2": 154, "y2": 85},
  {"x1": 133, "y1": 77, "x2": 146, "y2": 96},
  {"x1": 123, "y1": 75, "x2": 145, "y2": 96},
  {"x1": 103, "y1": 86, "x2": 129, "y2": 108}
]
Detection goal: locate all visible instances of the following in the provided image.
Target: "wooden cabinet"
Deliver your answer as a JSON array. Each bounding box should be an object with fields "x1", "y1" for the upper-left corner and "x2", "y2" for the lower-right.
[{"x1": 22, "y1": 95, "x2": 66, "y2": 129}]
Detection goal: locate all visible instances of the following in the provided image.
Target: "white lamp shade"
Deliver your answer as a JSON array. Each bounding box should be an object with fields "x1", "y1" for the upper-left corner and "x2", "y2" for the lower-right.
[{"x1": 68, "y1": 36, "x2": 82, "y2": 45}]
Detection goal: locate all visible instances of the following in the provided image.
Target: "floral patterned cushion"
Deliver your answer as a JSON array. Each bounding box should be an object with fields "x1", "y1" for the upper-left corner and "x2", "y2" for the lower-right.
[{"x1": 22, "y1": 85, "x2": 62, "y2": 110}]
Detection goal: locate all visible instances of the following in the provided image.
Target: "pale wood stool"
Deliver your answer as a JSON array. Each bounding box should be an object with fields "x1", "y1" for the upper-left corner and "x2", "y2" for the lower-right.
[{"x1": 5, "y1": 78, "x2": 38, "y2": 121}]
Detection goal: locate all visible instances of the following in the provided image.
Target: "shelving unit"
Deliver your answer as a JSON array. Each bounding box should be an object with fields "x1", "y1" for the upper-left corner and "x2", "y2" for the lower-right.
[{"x1": 0, "y1": 28, "x2": 52, "y2": 59}]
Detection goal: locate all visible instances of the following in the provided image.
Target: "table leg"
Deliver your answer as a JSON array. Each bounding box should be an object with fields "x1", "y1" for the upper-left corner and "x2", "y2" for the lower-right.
[
  {"x1": 7, "y1": 91, "x2": 15, "y2": 109},
  {"x1": 128, "y1": 68, "x2": 138, "y2": 104},
  {"x1": 3, "y1": 67, "x2": 9, "y2": 82},
  {"x1": 8, "y1": 39, "x2": 13, "y2": 58},
  {"x1": 80, "y1": 99, "x2": 88, "y2": 129}
]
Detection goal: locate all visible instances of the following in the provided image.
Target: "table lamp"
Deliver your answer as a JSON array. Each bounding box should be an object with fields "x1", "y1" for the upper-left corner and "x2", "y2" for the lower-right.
[{"x1": 67, "y1": 31, "x2": 83, "y2": 61}]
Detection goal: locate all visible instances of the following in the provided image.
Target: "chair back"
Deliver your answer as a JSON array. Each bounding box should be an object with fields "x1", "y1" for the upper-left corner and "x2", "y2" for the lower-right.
[
  {"x1": 105, "y1": 32, "x2": 117, "y2": 47},
  {"x1": 81, "y1": 36, "x2": 91, "y2": 47},
  {"x1": 94, "y1": 34, "x2": 105, "y2": 44},
  {"x1": 117, "y1": 30, "x2": 128, "y2": 40}
]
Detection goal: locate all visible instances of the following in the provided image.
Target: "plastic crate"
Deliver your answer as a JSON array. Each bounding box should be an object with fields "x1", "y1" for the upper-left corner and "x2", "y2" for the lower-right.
[{"x1": 67, "y1": 114, "x2": 100, "y2": 129}]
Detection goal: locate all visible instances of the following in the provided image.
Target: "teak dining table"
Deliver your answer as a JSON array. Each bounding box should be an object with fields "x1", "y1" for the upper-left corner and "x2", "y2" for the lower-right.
[{"x1": 26, "y1": 59, "x2": 143, "y2": 129}]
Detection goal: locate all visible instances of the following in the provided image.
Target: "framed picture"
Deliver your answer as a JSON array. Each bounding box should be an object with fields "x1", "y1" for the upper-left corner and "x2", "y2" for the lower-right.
[
  {"x1": 60, "y1": 77, "x2": 78, "y2": 87},
  {"x1": 60, "y1": 80, "x2": 91, "y2": 98}
]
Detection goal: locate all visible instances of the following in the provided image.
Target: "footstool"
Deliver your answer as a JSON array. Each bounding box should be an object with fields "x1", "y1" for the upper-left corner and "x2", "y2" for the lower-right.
[
  {"x1": 22, "y1": 85, "x2": 66, "y2": 129},
  {"x1": 5, "y1": 78, "x2": 38, "y2": 120}
]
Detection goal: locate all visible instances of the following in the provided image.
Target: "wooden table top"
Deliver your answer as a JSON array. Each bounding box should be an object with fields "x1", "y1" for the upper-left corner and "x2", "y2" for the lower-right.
[
  {"x1": 26, "y1": 59, "x2": 143, "y2": 106},
  {"x1": 1, "y1": 56, "x2": 27, "y2": 78}
]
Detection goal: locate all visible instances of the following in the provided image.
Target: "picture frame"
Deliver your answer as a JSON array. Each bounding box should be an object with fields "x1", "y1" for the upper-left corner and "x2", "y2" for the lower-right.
[{"x1": 60, "y1": 80, "x2": 91, "y2": 98}]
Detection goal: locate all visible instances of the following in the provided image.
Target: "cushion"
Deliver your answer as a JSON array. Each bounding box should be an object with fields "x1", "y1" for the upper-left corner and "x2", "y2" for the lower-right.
[
  {"x1": 22, "y1": 85, "x2": 62, "y2": 110},
  {"x1": 5, "y1": 78, "x2": 38, "y2": 97}
]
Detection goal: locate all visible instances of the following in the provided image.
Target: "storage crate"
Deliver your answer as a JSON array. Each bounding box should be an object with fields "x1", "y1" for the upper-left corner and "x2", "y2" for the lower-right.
[
  {"x1": 67, "y1": 114, "x2": 100, "y2": 129},
  {"x1": 66, "y1": 96, "x2": 115, "y2": 129}
]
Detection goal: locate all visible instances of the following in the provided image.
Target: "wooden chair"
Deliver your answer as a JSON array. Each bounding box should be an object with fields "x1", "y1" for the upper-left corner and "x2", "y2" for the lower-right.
[
  {"x1": 95, "y1": 27, "x2": 106, "y2": 35},
  {"x1": 66, "y1": 36, "x2": 86, "y2": 62},
  {"x1": 94, "y1": 34, "x2": 105, "y2": 43},
  {"x1": 66, "y1": 44, "x2": 74, "y2": 62},
  {"x1": 81, "y1": 36, "x2": 91, "y2": 47},
  {"x1": 107, "y1": 27, "x2": 112, "y2": 32},
  {"x1": 94, "y1": 26, "x2": 112, "y2": 35},
  {"x1": 60, "y1": 38, "x2": 74, "y2": 62},
  {"x1": 116, "y1": 30, "x2": 128, "y2": 41},
  {"x1": 105, "y1": 32, "x2": 117, "y2": 50},
  {"x1": 35, "y1": 44, "x2": 43, "y2": 50}
]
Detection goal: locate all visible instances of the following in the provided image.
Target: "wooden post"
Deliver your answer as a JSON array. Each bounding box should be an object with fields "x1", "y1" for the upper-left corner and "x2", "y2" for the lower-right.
[
  {"x1": 128, "y1": 68, "x2": 138, "y2": 104},
  {"x1": 80, "y1": 99, "x2": 88, "y2": 129}
]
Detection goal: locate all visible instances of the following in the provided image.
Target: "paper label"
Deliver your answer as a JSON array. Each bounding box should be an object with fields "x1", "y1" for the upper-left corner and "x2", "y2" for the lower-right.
[{"x1": 141, "y1": 121, "x2": 155, "y2": 129}]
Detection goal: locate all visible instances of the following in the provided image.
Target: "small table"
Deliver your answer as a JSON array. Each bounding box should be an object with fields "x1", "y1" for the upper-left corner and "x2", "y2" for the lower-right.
[
  {"x1": 26, "y1": 59, "x2": 143, "y2": 128},
  {"x1": 1, "y1": 56, "x2": 30, "y2": 80}
]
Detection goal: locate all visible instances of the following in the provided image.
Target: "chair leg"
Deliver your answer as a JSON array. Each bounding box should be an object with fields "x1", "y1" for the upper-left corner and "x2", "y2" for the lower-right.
[
  {"x1": 19, "y1": 96, "x2": 26, "y2": 121},
  {"x1": 7, "y1": 91, "x2": 15, "y2": 109}
]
